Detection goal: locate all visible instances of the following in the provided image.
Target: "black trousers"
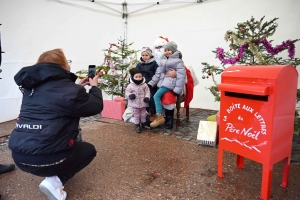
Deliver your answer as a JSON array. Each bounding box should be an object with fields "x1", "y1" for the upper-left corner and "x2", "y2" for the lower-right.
[
  {"x1": 15, "y1": 141, "x2": 97, "y2": 185},
  {"x1": 148, "y1": 86, "x2": 157, "y2": 112}
]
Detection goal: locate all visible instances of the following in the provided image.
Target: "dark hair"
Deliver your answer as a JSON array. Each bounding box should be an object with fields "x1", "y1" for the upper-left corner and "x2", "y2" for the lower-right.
[{"x1": 129, "y1": 68, "x2": 142, "y2": 77}]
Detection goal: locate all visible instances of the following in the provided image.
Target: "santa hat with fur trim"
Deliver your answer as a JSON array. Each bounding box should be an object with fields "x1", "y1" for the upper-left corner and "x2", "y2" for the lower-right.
[{"x1": 153, "y1": 36, "x2": 169, "y2": 48}]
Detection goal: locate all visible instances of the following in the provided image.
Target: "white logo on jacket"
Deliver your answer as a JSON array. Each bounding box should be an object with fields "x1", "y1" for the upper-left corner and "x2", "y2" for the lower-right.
[{"x1": 16, "y1": 123, "x2": 42, "y2": 129}]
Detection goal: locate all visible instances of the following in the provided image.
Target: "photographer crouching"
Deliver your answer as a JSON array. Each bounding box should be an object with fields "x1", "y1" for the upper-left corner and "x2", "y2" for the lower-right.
[{"x1": 8, "y1": 48, "x2": 103, "y2": 200}]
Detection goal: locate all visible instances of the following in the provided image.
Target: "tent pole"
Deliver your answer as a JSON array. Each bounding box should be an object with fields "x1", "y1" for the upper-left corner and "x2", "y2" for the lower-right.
[{"x1": 122, "y1": 1, "x2": 128, "y2": 45}]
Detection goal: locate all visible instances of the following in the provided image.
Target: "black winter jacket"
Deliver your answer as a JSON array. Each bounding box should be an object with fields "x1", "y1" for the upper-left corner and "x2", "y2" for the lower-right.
[
  {"x1": 136, "y1": 57, "x2": 159, "y2": 84},
  {"x1": 8, "y1": 63, "x2": 103, "y2": 165}
]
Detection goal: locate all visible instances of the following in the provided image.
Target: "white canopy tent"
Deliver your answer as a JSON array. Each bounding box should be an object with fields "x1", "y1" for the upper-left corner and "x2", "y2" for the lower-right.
[
  {"x1": 47, "y1": 0, "x2": 210, "y2": 43},
  {"x1": 0, "y1": 0, "x2": 300, "y2": 123}
]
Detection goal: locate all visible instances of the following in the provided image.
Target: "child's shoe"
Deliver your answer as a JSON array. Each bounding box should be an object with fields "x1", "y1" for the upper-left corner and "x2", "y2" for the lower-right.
[
  {"x1": 135, "y1": 124, "x2": 141, "y2": 133},
  {"x1": 150, "y1": 114, "x2": 165, "y2": 128},
  {"x1": 142, "y1": 122, "x2": 151, "y2": 130}
]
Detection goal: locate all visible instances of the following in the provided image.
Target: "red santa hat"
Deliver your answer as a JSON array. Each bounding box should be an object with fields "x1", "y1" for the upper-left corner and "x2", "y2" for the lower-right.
[{"x1": 153, "y1": 36, "x2": 169, "y2": 48}]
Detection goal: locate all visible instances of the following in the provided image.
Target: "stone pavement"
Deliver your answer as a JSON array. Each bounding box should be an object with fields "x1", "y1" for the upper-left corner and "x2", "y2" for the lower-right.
[
  {"x1": 150, "y1": 108, "x2": 218, "y2": 143},
  {"x1": 1, "y1": 108, "x2": 300, "y2": 165},
  {"x1": 79, "y1": 108, "x2": 217, "y2": 144},
  {"x1": 81, "y1": 108, "x2": 300, "y2": 165}
]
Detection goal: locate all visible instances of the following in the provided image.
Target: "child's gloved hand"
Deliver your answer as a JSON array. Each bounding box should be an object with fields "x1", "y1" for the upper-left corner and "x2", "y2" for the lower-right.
[
  {"x1": 173, "y1": 91, "x2": 180, "y2": 96},
  {"x1": 143, "y1": 97, "x2": 150, "y2": 102},
  {"x1": 129, "y1": 94, "x2": 136, "y2": 100}
]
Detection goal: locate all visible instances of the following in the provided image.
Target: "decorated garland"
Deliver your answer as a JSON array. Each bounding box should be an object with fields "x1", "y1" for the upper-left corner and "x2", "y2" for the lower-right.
[
  {"x1": 217, "y1": 38, "x2": 296, "y2": 64},
  {"x1": 201, "y1": 16, "x2": 300, "y2": 103},
  {"x1": 216, "y1": 44, "x2": 248, "y2": 65},
  {"x1": 259, "y1": 38, "x2": 295, "y2": 58}
]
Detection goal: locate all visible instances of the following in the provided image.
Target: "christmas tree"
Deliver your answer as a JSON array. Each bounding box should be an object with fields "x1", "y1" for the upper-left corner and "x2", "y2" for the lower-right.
[
  {"x1": 77, "y1": 37, "x2": 139, "y2": 98},
  {"x1": 201, "y1": 16, "x2": 300, "y2": 102}
]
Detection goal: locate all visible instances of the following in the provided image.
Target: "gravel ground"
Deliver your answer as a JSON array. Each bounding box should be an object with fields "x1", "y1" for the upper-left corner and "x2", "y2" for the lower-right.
[{"x1": 0, "y1": 109, "x2": 299, "y2": 200}]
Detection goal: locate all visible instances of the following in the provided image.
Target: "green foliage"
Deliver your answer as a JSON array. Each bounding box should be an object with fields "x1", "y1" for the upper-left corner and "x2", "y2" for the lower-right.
[
  {"x1": 201, "y1": 62, "x2": 222, "y2": 102},
  {"x1": 201, "y1": 16, "x2": 300, "y2": 102},
  {"x1": 201, "y1": 16, "x2": 300, "y2": 133},
  {"x1": 76, "y1": 37, "x2": 139, "y2": 97},
  {"x1": 295, "y1": 89, "x2": 300, "y2": 134},
  {"x1": 97, "y1": 38, "x2": 139, "y2": 97}
]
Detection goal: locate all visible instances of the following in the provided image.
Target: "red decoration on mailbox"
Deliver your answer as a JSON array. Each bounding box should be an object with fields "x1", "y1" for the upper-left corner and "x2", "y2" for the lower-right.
[{"x1": 217, "y1": 65, "x2": 298, "y2": 200}]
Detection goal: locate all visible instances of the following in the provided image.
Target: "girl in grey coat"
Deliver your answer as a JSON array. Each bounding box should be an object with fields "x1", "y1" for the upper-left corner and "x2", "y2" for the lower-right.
[
  {"x1": 148, "y1": 41, "x2": 186, "y2": 128},
  {"x1": 125, "y1": 68, "x2": 151, "y2": 133}
]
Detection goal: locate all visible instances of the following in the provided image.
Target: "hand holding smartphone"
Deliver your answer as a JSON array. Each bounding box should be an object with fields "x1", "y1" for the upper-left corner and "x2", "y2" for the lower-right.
[
  {"x1": 88, "y1": 65, "x2": 99, "y2": 87},
  {"x1": 88, "y1": 65, "x2": 96, "y2": 79}
]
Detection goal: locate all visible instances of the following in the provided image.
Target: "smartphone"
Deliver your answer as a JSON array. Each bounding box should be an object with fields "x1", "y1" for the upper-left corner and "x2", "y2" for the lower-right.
[{"x1": 88, "y1": 65, "x2": 96, "y2": 79}]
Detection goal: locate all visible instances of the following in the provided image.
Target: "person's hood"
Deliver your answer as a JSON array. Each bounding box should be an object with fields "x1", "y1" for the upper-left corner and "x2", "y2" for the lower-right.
[
  {"x1": 129, "y1": 77, "x2": 146, "y2": 85},
  {"x1": 14, "y1": 62, "x2": 77, "y2": 89},
  {"x1": 139, "y1": 57, "x2": 155, "y2": 64},
  {"x1": 159, "y1": 51, "x2": 183, "y2": 65},
  {"x1": 168, "y1": 50, "x2": 183, "y2": 59}
]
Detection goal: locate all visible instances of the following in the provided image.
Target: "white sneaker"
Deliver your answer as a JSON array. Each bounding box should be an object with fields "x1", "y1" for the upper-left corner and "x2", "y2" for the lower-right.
[{"x1": 39, "y1": 179, "x2": 67, "y2": 200}]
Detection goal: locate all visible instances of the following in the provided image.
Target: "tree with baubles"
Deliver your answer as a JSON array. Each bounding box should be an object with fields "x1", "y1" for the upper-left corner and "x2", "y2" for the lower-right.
[{"x1": 201, "y1": 16, "x2": 300, "y2": 102}]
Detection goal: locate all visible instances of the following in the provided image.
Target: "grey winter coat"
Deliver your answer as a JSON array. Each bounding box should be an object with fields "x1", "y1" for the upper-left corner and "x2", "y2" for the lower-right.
[
  {"x1": 148, "y1": 51, "x2": 186, "y2": 95},
  {"x1": 125, "y1": 78, "x2": 150, "y2": 108}
]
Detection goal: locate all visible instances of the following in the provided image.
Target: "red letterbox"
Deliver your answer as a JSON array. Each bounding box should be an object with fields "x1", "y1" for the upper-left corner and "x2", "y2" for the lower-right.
[{"x1": 217, "y1": 65, "x2": 298, "y2": 200}]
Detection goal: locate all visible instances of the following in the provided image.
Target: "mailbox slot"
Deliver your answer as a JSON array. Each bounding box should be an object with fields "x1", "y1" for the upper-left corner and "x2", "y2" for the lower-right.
[
  {"x1": 218, "y1": 83, "x2": 271, "y2": 96},
  {"x1": 225, "y1": 91, "x2": 268, "y2": 102}
]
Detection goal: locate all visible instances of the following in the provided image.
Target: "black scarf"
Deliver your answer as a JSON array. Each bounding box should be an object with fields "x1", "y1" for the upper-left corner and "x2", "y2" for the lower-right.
[{"x1": 132, "y1": 79, "x2": 143, "y2": 85}]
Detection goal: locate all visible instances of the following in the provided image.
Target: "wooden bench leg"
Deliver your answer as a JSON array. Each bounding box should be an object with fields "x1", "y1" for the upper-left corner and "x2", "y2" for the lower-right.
[
  {"x1": 175, "y1": 101, "x2": 191, "y2": 128},
  {"x1": 186, "y1": 105, "x2": 189, "y2": 123},
  {"x1": 175, "y1": 96, "x2": 190, "y2": 128}
]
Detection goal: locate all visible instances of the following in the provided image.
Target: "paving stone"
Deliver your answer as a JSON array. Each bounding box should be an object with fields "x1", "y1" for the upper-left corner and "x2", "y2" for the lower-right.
[
  {"x1": 173, "y1": 131, "x2": 181, "y2": 135},
  {"x1": 183, "y1": 136, "x2": 193, "y2": 141}
]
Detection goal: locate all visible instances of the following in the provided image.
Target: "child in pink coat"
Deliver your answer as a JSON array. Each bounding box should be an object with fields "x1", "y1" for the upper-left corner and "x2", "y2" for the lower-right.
[{"x1": 125, "y1": 68, "x2": 151, "y2": 133}]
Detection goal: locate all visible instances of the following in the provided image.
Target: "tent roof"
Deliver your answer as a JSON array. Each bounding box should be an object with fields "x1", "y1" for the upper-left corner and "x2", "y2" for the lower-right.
[{"x1": 49, "y1": 0, "x2": 208, "y2": 17}]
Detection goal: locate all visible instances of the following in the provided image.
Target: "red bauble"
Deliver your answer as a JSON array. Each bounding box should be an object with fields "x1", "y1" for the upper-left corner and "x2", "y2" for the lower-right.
[
  {"x1": 240, "y1": 29, "x2": 244, "y2": 33},
  {"x1": 208, "y1": 72, "x2": 212, "y2": 76},
  {"x1": 206, "y1": 76, "x2": 209, "y2": 79},
  {"x1": 228, "y1": 36, "x2": 230, "y2": 38}
]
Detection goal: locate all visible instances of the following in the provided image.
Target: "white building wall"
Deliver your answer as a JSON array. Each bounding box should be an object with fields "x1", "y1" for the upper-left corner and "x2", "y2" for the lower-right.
[
  {"x1": 128, "y1": 0, "x2": 300, "y2": 110},
  {"x1": 0, "y1": 0, "x2": 299, "y2": 123},
  {"x1": 0, "y1": 0, "x2": 123, "y2": 123}
]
